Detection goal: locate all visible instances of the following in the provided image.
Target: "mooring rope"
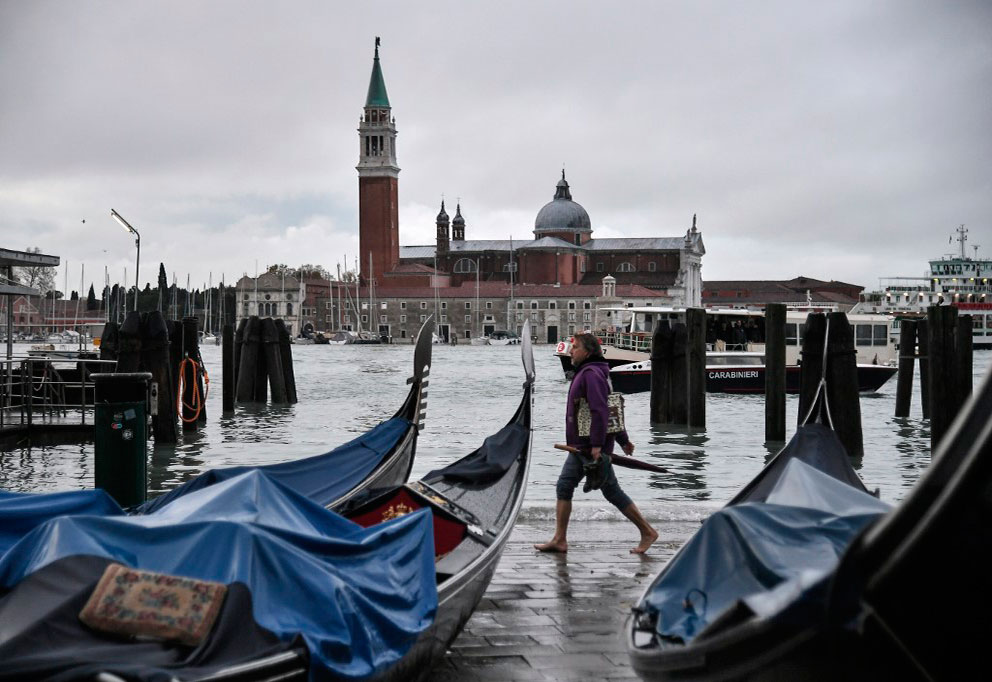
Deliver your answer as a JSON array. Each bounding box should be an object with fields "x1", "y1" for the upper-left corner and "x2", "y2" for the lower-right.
[{"x1": 800, "y1": 316, "x2": 835, "y2": 429}]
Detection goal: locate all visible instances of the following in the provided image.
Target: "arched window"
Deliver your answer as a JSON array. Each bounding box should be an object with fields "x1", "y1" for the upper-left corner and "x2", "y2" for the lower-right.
[
  {"x1": 286, "y1": 302, "x2": 293, "y2": 315},
  {"x1": 617, "y1": 262, "x2": 635, "y2": 273},
  {"x1": 453, "y1": 258, "x2": 477, "y2": 273},
  {"x1": 648, "y1": 262, "x2": 657, "y2": 272}
]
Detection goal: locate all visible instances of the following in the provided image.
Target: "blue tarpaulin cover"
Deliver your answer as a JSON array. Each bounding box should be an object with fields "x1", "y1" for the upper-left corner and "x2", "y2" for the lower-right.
[
  {"x1": 0, "y1": 469, "x2": 438, "y2": 680},
  {"x1": 641, "y1": 459, "x2": 891, "y2": 643},
  {"x1": 138, "y1": 416, "x2": 411, "y2": 513},
  {"x1": 0, "y1": 489, "x2": 125, "y2": 557}
]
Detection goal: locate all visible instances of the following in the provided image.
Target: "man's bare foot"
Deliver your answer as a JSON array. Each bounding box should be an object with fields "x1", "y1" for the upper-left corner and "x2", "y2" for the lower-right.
[
  {"x1": 631, "y1": 528, "x2": 659, "y2": 554},
  {"x1": 534, "y1": 540, "x2": 568, "y2": 553}
]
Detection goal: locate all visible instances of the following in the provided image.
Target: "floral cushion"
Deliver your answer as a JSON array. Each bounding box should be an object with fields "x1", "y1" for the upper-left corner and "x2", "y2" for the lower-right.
[{"x1": 79, "y1": 563, "x2": 227, "y2": 646}]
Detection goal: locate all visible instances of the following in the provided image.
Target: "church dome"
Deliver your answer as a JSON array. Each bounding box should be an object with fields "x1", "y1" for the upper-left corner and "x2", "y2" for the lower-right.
[{"x1": 534, "y1": 172, "x2": 591, "y2": 234}]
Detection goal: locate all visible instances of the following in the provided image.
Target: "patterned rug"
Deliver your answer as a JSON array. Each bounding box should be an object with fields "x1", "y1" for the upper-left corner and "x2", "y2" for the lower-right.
[{"x1": 79, "y1": 563, "x2": 227, "y2": 646}]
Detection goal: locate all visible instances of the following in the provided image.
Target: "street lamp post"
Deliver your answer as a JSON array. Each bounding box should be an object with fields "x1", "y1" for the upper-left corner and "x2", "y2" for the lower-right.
[{"x1": 111, "y1": 209, "x2": 140, "y2": 312}]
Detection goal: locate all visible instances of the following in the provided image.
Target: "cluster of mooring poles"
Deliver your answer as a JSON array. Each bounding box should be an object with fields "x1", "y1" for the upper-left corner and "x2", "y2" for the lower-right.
[
  {"x1": 649, "y1": 308, "x2": 707, "y2": 428},
  {"x1": 649, "y1": 306, "x2": 868, "y2": 458},
  {"x1": 93, "y1": 310, "x2": 209, "y2": 507},
  {"x1": 98, "y1": 310, "x2": 208, "y2": 443},
  {"x1": 893, "y1": 306, "x2": 973, "y2": 451},
  {"x1": 232, "y1": 316, "x2": 297, "y2": 406}
]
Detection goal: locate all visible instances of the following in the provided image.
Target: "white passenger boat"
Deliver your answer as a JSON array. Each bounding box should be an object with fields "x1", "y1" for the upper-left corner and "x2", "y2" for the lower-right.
[
  {"x1": 554, "y1": 307, "x2": 898, "y2": 388},
  {"x1": 851, "y1": 225, "x2": 991, "y2": 349}
]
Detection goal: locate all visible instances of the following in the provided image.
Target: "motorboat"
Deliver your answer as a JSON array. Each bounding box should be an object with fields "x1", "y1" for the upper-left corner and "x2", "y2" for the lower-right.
[
  {"x1": 610, "y1": 350, "x2": 897, "y2": 395},
  {"x1": 488, "y1": 330, "x2": 522, "y2": 345}
]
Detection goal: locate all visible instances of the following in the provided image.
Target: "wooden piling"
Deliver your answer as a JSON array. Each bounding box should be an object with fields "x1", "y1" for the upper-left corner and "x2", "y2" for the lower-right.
[
  {"x1": 222, "y1": 323, "x2": 234, "y2": 412},
  {"x1": 686, "y1": 308, "x2": 706, "y2": 428},
  {"x1": 253, "y1": 320, "x2": 268, "y2": 403},
  {"x1": 141, "y1": 311, "x2": 177, "y2": 443},
  {"x1": 261, "y1": 318, "x2": 288, "y2": 404},
  {"x1": 181, "y1": 317, "x2": 200, "y2": 431},
  {"x1": 825, "y1": 312, "x2": 863, "y2": 459},
  {"x1": 957, "y1": 314, "x2": 973, "y2": 407},
  {"x1": 650, "y1": 320, "x2": 673, "y2": 424},
  {"x1": 669, "y1": 322, "x2": 689, "y2": 425},
  {"x1": 917, "y1": 318, "x2": 930, "y2": 419},
  {"x1": 797, "y1": 313, "x2": 826, "y2": 425},
  {"x1": 236, "y1": 316, "x2": 260, "y2": 403},
  {"x1": 167, "y1": 320, "x2": 184, "y2": 413},
  {"x1": 99, "y1": 322, "x2": 119, "y2": 361},
  {"x1": 894, "y1": 319, "x2": 918, "y2": 418},
  {"x1": 116, "y1": 311, "x2": 143, "y2": 372},
  {"x1": 927, "y1": 305, "x2": 958, "y2": 450},
  {"x1": 275, "y1": 318, "x2": 298, "y2": 404},
  {"x1": 764, "y1": 303, "x2": 786, "y2": 442},
  {"x1": 234, "y1": 317, "x2": 247, "y2": 391}
]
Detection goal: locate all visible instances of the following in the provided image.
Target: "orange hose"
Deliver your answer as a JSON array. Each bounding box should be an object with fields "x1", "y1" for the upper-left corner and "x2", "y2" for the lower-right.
[{"x1": 177, "y1": 356, "x2": 209, "y2": 423}]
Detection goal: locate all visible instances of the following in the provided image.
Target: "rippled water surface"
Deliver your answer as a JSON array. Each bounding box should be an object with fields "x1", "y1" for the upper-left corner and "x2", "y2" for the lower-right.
[{"x1": 3, "y1": 343, "x2": 989, "y2": 524}]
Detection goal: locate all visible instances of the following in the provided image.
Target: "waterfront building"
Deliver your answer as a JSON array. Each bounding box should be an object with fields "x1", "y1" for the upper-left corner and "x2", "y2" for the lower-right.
[
  {"x1": 353, "y1": 41, "x2": 705, "y2": 309},
  {"x1": 235, "y1": 272, "x2": 303, "y2": 337},
  {"x1": 702, "y1": 276, "x2": 863, "y2": 312},
  {"x1": 314, "y1": 276, "x2": 659, "y2": 344}
]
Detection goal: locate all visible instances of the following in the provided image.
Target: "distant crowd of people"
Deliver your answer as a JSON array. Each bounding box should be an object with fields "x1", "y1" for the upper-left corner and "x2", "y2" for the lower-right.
[{"x1": 706, "y1": 317, "x2": 764, "y2": 350}]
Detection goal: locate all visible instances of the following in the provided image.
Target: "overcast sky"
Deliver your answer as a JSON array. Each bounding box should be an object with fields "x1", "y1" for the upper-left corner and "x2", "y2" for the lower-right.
[{"x1": 1, "y1": 0, "x2": 989, "y2": 295}]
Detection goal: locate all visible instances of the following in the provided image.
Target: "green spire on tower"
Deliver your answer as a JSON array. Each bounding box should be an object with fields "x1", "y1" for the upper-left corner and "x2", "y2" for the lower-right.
[{"x1": 365, "y1": 36, "x2": 391, "y2": 108}]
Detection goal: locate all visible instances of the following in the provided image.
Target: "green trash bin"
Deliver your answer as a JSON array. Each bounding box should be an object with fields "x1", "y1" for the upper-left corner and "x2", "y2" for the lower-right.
[{"x1": 93, "y1": 372, "x2": 152, "y2": 508}]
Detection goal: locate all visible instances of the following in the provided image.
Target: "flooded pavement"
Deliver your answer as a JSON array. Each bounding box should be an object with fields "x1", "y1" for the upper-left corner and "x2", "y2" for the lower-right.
[{"x1": 438, "y1": 522, "x2": 697, "y2": 681}]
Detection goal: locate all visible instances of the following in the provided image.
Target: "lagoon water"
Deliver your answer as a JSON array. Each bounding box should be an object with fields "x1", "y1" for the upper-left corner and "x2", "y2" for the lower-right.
[{"x1": 2, "y1": 343, "x2": 989, "y2": 530}]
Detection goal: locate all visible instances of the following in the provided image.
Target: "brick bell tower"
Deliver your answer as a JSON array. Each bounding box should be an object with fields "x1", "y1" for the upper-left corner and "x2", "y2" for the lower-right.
[{"x1": 357, "y1": 37, "x2": 400, "y2": 285}]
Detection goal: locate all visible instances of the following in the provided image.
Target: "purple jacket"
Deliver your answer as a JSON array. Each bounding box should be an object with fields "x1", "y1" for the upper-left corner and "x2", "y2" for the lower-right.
[{"x1": 565, "y1": 359, "x2": 629, "y2": 454}]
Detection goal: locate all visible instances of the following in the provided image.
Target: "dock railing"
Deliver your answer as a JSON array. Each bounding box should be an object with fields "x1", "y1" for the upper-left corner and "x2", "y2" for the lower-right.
[{"x1": 1, "y1": 356, "x2": 118, "y2": 432}]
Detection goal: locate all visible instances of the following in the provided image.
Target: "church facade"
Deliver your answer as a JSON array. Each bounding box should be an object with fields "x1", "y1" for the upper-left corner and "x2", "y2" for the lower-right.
[{"x1": 356, "y1": 41, "x2": 705, "y2": 311}]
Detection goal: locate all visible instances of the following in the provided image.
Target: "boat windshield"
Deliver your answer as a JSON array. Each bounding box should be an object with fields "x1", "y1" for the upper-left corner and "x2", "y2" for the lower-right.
[{"x1": 708, "y1": 355, "x2": 764, "y2": 366}]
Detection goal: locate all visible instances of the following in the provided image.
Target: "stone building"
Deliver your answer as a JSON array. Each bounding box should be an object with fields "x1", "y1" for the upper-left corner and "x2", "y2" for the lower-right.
[
  {"x1": 310, "y1": 276, "x2": 658, "y2": 344},
  {"x1": 353, "y1": 41, "x2": 706, "y2": 307},
  {"x1": 235, "y1": 272, "x2": 303, "y2": 336}
]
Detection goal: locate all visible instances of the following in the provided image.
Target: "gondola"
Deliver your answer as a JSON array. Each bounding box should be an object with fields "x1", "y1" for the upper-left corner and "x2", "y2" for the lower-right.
[
  {"x1": 204, "y1": 320, "x2": 536, "y2": 682},
  {"x1": 138, "y1": 317, "x2": 435, "y2": 514},
  {"x1": 627, "y1": 333, "x2": 992, "y2": 679},
  {"x1": 0, "y1": 322, "x2": 534, "y2": 681}
]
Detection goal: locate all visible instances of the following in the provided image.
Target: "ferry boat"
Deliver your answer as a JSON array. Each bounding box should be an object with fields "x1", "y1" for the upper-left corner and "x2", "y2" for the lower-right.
[
  {"x1": 554, "y1": 307, "x2": 897, "y2": 394},
  {"x1": 850, "y1": 225, "x2": 991, "y2": 349},
  {"x1": 610, "y1": 351, "x2": 896, "y2": 395}
]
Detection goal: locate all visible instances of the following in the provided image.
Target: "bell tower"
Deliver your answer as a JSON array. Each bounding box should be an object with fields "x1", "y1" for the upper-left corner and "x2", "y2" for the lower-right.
[{"x1": 357, "y1": 37, "x2": 400, "y2": 285}]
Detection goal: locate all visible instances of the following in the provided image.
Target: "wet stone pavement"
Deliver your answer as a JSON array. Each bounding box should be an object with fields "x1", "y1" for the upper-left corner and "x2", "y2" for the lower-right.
[{"x1": 435, "y1": 521, "x2": 696, "y2": 681}]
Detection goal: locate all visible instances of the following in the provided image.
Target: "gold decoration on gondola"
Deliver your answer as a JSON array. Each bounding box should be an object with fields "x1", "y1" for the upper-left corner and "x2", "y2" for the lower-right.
[{"x1": 382, "y1": 502, "x2": 413, "y2": 521}]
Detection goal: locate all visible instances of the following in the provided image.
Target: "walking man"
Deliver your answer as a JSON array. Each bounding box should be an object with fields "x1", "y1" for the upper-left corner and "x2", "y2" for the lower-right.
[{"x1": 535, "y1": 333, "x2": 658, "y2": 554}]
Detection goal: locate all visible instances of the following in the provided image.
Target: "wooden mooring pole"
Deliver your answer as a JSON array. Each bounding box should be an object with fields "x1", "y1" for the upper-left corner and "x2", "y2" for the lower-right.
[
  {"x1": 917, "y1": 318, "x2": 930, "y2": 419},
  {"x1": 275, "y1": 319, "x2": 298, "y2": 404},
  {"x1": 927, "y1": 305, "x2": 956, "y2": 449},
  {"x1": 650, "y1": 320, "x2": 673, "y2": 424},
  {"x1": 686, "y1": 308, "x2": 706, "y2": 429},
  {"x1": 825, "y1": 312, "x2": 863, "y2": 459},
  {"x1": 894, "y1": 319, "x2": 918, "y2": 418},
  {"x1": 764, "y1": 303, "x2": 786, "y2": 442},
  {"x1": 222, "y1": 323, "x2": 234, "y2": 413},
  {"x1": 142, "y1": 311, "x2": 177, "y2": 443},
  {"x1": 797, "y1": 312, "x2": 863, "y2": 458}
]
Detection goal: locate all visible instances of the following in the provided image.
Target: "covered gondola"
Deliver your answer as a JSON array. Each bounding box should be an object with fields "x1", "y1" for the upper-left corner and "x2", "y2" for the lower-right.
[
  {"x1": 138, "y1": 316, "x2": 435, "y2": 514},
  {"x1": 628, "y1": 339, "x2": 992, "y2": 679},
  {"x1": 203, "y1": 321, "x2": 537, "y2": 682}
]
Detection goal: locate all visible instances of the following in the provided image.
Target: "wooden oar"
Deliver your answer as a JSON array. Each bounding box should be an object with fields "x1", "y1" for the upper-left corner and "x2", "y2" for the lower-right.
[{"x1": 554, "y1": 443, "x2": 668, "y2": 473}]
